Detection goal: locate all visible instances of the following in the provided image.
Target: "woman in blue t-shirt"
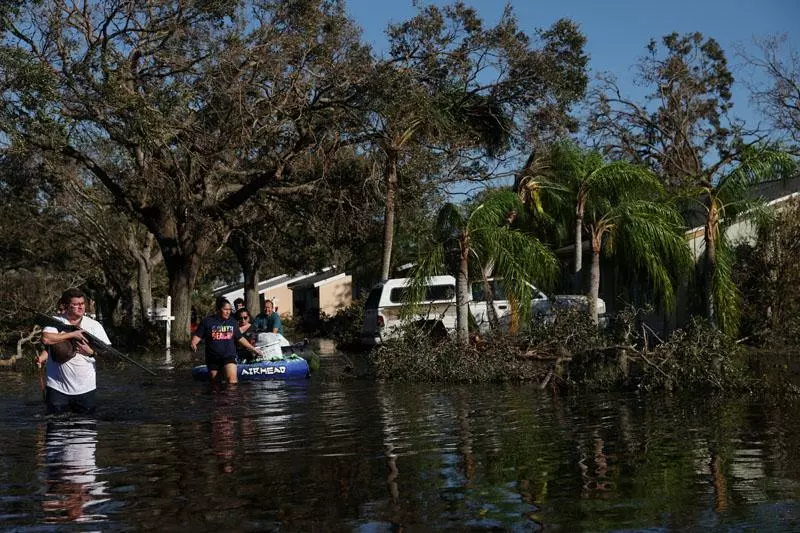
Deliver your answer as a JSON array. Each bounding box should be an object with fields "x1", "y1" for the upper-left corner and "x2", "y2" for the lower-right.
[{"x1": 191, "y1": 298, "x2": 262, "y2": 383}]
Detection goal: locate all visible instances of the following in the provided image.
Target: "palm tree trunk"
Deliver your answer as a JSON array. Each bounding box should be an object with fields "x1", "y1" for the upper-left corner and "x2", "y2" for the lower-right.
[
  {"x1": 589, "y1": 231, "x2": 601, "y2": 325},
  {"x1": 456, "y1": 233, "x2": 471, "y2": 344},
  {"x1": 704, "y1": 204, "x2": 718, "y2": 328},
  {"x1": 380, "y1": 151, "x2": 399, "y2": 281},
  {"x1": 574, "y1": 214, "x2": 583, "y2": 292}
]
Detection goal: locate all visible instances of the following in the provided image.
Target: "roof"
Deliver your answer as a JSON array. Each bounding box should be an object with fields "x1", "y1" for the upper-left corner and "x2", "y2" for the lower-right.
[
  {"x1": 215, "y1": 272, "x2": 317, "y2": 301},
  {"x1": 288, "y1": 269, "x2": 347, "y2": 289}
]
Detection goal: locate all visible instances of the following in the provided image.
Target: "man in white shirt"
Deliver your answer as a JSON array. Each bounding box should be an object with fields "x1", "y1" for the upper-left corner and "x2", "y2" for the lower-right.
[{"x1": 42, "y1": 288, "x2": 111, "y2": 415}]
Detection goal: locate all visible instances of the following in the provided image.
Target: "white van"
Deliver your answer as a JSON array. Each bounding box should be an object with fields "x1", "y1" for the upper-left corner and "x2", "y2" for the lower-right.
[
  {"x1": 360, "y1": 276, "x2": 458, "y2": 346},
  {"x1": 360, "y1": 276, "x2": 606, "y2": 345}
]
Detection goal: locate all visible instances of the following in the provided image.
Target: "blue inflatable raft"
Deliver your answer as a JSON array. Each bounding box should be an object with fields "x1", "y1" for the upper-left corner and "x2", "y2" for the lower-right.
[
  {"x1": 191, "y1": 355, "x2": 309, "y2": 381},
  {"x1": 192, "y1": 333, "x2": 312, "y2": 381}
]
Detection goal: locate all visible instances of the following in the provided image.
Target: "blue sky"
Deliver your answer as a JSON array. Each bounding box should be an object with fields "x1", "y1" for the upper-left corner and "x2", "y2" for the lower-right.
[{"x1": 345, "y1": 0, "x2": 798, "y2": 132}]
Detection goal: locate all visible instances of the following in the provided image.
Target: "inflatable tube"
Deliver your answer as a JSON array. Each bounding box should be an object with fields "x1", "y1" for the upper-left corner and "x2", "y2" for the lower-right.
[{"x1": 191, "y1": 356, "x2": 309, "y2": 381}]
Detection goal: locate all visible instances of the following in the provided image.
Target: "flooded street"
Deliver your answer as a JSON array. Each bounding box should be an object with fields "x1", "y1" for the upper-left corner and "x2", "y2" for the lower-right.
[{"x1": 1, "y1": 347, "x2": 799, "y2": 531}]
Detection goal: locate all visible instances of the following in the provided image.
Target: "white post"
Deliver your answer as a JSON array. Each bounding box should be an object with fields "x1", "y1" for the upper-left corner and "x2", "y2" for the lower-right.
[{"x1": 165, "y1": 296, "x2": 172, "y2": 351}]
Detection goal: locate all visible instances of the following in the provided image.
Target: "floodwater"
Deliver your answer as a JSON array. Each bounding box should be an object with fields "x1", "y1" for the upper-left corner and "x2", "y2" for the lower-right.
[{"x1": 0, "y1": 346, "x2": 798, "y2": 532}]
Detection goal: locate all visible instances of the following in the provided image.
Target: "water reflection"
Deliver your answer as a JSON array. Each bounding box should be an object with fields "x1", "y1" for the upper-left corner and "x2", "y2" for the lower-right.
[
  {"x1": 0, "y1": 364, "x2": 797, "y2": 531},
  {"x1": 40, "y1": 418, "x2": 109, "y2": 524}
]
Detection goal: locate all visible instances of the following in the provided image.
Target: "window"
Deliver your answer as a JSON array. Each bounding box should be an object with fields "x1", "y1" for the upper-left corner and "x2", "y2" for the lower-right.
[
  {"x1": 389, "y1": 284, "x2": 455, "y2": 304},
  {"x1": 471, "y1": 280, "x2": 507, "y2": 301}
]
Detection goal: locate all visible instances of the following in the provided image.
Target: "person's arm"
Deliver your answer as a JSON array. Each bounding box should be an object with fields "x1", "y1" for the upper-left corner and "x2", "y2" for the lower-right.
[
  {"x1": 237, "y1": 336, "x2": 262, "y2": 357},
  {"x1": 42, "y1": 328, "x2": 86, "y2": 346},
  {"x1": 271, "y1": 313, "x2": 282, "y2": 334},
  {"x1": 35, "y1": 349, "x2": 48, "y2": 368},
  {"x1": 191, "y1": 319, "x2": 207, "y2": 352}
]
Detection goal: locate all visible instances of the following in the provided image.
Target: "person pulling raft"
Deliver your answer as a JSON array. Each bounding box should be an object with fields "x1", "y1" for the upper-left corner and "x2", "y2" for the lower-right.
[{"x1": 190, "y1": 297, "x2": 263, "y2": 384}]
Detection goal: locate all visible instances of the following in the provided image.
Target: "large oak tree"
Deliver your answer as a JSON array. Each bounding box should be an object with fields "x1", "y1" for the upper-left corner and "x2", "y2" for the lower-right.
[{"x1": 0, "y1": 0, "x2": 373, "y2": 342}]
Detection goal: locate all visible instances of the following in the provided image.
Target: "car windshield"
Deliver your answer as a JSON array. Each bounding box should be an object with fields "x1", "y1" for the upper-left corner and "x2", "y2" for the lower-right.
[{"x1": 471, "y1": 279, "x2": 545, "y2": 301}]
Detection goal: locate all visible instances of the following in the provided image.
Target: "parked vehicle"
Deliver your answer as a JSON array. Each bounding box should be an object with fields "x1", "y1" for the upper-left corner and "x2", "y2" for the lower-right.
[{"x1": 360, "y1": 276, "x2": 607, "y2": 345}]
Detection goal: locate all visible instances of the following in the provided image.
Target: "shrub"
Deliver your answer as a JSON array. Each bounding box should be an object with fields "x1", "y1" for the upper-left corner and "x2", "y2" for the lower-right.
[
  {"x1": 316, "y1": 297, "x2": 365, "y2": 349},
  {"x1": 370, "y1": 328, "x2": 549, "y2": 383},
  {"x1": 635, "y1": 318, "x2": 750, "y2": 392},
  {"x1": 734, "y1": 198, "x2": 800, "y2": 347}
]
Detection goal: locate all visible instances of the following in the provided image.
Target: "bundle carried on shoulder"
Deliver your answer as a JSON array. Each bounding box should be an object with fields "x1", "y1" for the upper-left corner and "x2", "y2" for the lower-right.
[{"x1": 50, "y1": 340, "x2": 77, "y2": 363}]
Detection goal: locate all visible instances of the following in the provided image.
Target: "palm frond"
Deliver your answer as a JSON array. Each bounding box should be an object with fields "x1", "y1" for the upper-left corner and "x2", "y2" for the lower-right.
[
  {"x1": 402, "y1": 243, "x2": 448, "y2": 319},
  {"x1": 585, "y1": 162, "x2": 663, "y2": 204},
  {"x1": 718, "y1": 148, "x2": 796, "y2": 204},
  {"x1": 609, "y1": 200, "x2": 692, "y2": 310},
  {"x1": 711, "y1": 234, "x2": 740, "y2": 336}
]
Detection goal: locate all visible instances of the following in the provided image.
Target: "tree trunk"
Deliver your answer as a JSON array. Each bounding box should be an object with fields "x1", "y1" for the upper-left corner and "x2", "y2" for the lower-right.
[
  {"x1": 380, "y1": 151, "x2": 398, "y2": 281},
  {"x1": 704, "y1": 202, "x2": 718, "y2": 328},
  {"x1": 161, "y1": 240, "x2": 208, "y2": 345},
  {"x1": 130, "y1": 231, "x2": 159, "y2": 326},
  {"x1": 574, "y1": 214, "x2": 583, "y2": 292},
  {"x1": 135, "y1": 255, "x2": 154, "y2": 325},
  {"x1": 589, "y1": 232, "x2": 601, "y2": 325},
  {"x1": 123, "y1": 282, "x2": 136, "y2": 328},
  {"x1": 243, "y1": 267, "x2": 259, "y2": 317},
  {"x1": 456, "y1": 234, "x2": 471, "y2": 344}
]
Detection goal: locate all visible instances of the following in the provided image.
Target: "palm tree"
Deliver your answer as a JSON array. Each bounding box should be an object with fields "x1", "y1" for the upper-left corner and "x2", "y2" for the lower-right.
[
  {"x1": 548, "y1": 141, "x2": 685, "y2": 294},
  {"x1": 537, "y1": 143, "x2": 693, "y2": 323},
  {"x1": 585, "y1": 198, "x2": 693, "y2": 324},
  {"x1": 407, "y1": 189, "x2": 558, "y2": 343},
  {"x1": 370, "y1": 69, "x2": 511, "y2": 281},
  {"x1": 694, "y1": 147, "x2": 796, "y2": 335}
]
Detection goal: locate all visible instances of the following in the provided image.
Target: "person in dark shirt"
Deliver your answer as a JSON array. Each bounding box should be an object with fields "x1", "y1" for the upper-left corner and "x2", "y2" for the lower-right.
[
  {"x1": 234, "y1": 307, "x2": 259, "y2": 363},
  {"x1": 190, "y1": 297, "x2": 262, "y2": 383}
]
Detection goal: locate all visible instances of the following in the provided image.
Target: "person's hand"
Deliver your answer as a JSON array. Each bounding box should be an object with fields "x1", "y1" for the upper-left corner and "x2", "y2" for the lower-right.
[
  {"x1": 34, "y1": 352, "x2": 47, "y2": 368},
  {"x1": 74, "y1": 338, "x2": 94, "y2": 356},
  {"x1": 68, "y1": 330, "x2": 87, "y2": 342},
  {"x1": 252, "y1": 348, "x2": 263, "y2": 358}
]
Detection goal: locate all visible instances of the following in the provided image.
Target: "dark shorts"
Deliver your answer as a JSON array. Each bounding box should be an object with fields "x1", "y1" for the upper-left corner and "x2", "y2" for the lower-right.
[
  {"x1": 45, "y1": 387, "x2": 97, "y2": 415},
  {"x1": 206, "y1": 354, "x2": 238, "y2": 372}
]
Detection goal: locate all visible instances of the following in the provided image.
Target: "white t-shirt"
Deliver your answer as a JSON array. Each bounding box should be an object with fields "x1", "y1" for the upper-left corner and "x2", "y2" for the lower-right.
[{"x1": 44, "y1": 315, "x2": 111, "y2": 395}]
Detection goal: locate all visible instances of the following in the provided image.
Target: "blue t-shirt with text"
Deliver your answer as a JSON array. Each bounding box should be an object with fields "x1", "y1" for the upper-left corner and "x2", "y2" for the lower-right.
[{"x1": 194, "y1": 315, "x2": 242, "y2": 360}]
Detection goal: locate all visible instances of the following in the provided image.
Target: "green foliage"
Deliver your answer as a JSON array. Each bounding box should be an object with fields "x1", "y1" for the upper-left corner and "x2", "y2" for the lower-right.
[
  {"x1": 734, "y1": 198, "x2": 800, "y2": 346},
  {"x1": 405, "y1": 188, "x2": 558, "y2": 341},
  {"x1": 590, "y1": 31, "x2": 738, "y2": 191},
  {"x1": 539, "y1": 141, "x2": 692, "y2": 317},
  {"x1": 368, "y1": 303, "x2": 763, "y2": 393},
  {"x1": 524, "y1": 307, "x2": 603, "y2": 357},
  {"x1": 317, "y1": 297, "x2": 365, "y2": 349},
  {"x1": 560, "y1": 308, "x2": 750, "y2": 392}
]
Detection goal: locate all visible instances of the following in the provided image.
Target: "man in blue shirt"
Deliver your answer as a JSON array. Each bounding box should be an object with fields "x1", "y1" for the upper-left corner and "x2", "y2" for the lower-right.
[{"x1": 254, "y1": 299, "x2": 283, "y2": 335}]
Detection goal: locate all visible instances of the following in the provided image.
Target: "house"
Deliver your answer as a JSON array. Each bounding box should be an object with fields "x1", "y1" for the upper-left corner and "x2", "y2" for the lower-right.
[
  {"x1": 288, "y1": 270, "x2": 353, "y2": 326},
  {"x1": 214, "y1": 267, "x2": 353, "y2": 322},
  {"x1": 215, "y1": 272, "x2": 316, "y2": 317}
]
